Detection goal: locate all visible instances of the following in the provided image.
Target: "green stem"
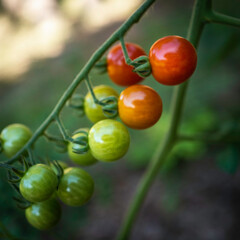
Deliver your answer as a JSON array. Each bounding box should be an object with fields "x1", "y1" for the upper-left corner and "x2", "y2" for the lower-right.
[
  {"x1": 205, "y1": 10, "x2": 240, "y2": 28},
  {"x1": 116, "y1": 0, "x2": 207, "y2": 239},
  {"x1": 55, "y1": 116, "x2": 72, "y2": 142},
  {"x1": 85, "y1": 76, "x2": 102, "y2": 105},
  {"x1": 2, "y1": 0, "x2": 155, "y2": 165},
  {"x1": 119, "y1": 37, "x2": 132, "y2": 65}
]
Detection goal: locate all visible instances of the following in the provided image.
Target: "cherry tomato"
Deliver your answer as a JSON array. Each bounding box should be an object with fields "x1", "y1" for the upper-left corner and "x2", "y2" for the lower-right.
[
  {"x1": 84, "y1": 85, "x2": 119, "y2": 123},
  {"x1": 20, "y1": 164, "x2": 58, "y2": 203},
  {"x1": 0, "y1": 123, "x2": 32, "y2": 157},
  {"x1": 57, "y1": 167, "x2": 94, "y2": 206},
  {"x1": 118, "y1": 85, "x2": 162, "y2": 129},
  {"x1": 107, "y1": 42, "x2": 146, "y2": 86},
  {"x1": 88, "y1": 119, "x2": 130, "y2": 162},
  {"x1": 25, "y1": 197, "x2": 61, "y2": 230},
  {"x1": 149, "y1": 35, "x2": 197, "y2": 85},
  {"x1": 68, "y1": 128, "x2": 97, "y2": 166}
]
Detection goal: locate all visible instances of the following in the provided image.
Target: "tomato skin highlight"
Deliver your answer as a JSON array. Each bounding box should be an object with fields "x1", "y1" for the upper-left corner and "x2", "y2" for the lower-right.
[
  {"x1": 68, "y1": 128, "x2": 97, "y2": 166},
  {"x1": 0, "y1": 123, "x2": 32, "y2": 157},
  {"x1": 118, "y1": 85, "x2": 162, "y2": 129},
  {"x1": 25, "y1": 197, "x2": 61, "y2": 230},
  {"x1": 20, "y1": 164, "x2": 58, "y2": 203},
  {"x1": 57, "y1": 167, "x2": 94, "y2": 207},
  {"x1": 149, "y1": 35, "x2": 197, "y2": 85},
  {"x1": 88, "y1": 119, "x2": 130, "y2": 162},
  {"x1": 84, "y1": 85, "x2": 119, "y2": 123},
  {"x1": 107, "y1": 43, "x2": 146, "y2": 86}
]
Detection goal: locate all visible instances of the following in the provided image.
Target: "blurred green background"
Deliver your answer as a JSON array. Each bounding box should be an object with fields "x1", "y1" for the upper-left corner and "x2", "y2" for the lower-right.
[{"x1": 0, "y1": 0, "x2": 240, "y2": 239}]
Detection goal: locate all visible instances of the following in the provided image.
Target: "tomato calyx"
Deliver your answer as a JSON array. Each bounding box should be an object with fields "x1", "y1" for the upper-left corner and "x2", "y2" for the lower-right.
[
  {"x1": 50, "y1": 160, "x2": 64, "y2": 180},
  {"x1": 70, "y1": 129, "x2": 89, "y2": 154},
  {"x1": 97, "y1": 96, "x2": 118, "y2": 119},
  {"x1": 131, "y1": 55, "x2": 152, "y2": 78},
  {"x1": 66, "y1": 93, "x2": 85, "y2": 117}
]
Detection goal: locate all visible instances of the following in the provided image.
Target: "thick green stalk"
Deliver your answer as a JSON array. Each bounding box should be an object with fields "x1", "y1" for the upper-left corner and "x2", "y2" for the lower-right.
[
  {"x1": 3, "y1": 0, "x2": 156, "y2": 165},
  {"x1": 116, "y1": 0, "x2": 207, "y2": 239}
]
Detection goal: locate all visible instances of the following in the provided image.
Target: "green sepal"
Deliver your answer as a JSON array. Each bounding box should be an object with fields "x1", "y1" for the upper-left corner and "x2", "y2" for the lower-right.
[
  {"x1": 11, "y1": 168, "x2": 25, "y2": 178},
  {"x1": 100, "y1": 96, "x2": 118, "y2": 119},
  {"x1": 52, "y1": 160, "x2": 64, "y2": 179},
  {"x1": 131, "y1": 55, "x2": 152, "y2": 77},
  {"x1": 16, "y1": 202, "x2": 31, "y2": 210},
  {"x1": 8, "y1": 177, "x2": 21, "y2": 184}
]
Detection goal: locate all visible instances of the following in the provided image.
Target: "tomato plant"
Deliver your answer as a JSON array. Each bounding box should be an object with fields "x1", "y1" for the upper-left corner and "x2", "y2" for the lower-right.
[
  {"x1": 25, "y1": 197, "x2": 61, "y2": 230},
  {"x1": 88, "y1": 119, "x2": 130, "y2": 162},
  {"x1": 20, "y1": 164, "x2": 58, "y2": 203},
  {"x1": 84, "y1": 85, "x2": 119, "y2": 123},
  {"x1": 0, "y1": 124, "x2": 32, "y2": 157},
  {"x1": 50, "y1": 161, "x2": 68, "y2": 175},
  {"x1": 107, "y1": 43, "x2": 146, "y2": 86},
  {"x1": 68, "y1": 128, "x2": 97, "y2": 166},
  {"x1": 118, "y1": 85, "x2": 163, "y2": 129},
  {"x1": 57, "y1": 167, "x2": 94, "y2": 206},
  {"x1": 149, "y1": 35, "x2": 197, "y2": 85}
]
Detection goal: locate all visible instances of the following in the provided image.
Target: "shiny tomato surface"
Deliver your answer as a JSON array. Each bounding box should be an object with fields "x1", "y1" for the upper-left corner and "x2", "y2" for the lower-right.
[
  {"x1": 149, "y1": 35, "x2": 197, "y2": 85},
  {"x1": 107, "y1": 42, "x2": 146, "y2": 86},
  {"x1": 118, "y1": 85, "x2": 162, "y2": 129}
]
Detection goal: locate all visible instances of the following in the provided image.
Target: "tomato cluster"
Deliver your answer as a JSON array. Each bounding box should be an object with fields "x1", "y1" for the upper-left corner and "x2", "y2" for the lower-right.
[{"x1": 0, "y1": 35, "x2": 197, "y2": 231}]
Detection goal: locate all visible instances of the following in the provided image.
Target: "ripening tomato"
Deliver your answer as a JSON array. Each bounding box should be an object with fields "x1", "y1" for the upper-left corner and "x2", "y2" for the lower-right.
[
  {"x1": 107, "y1": 42, "x2": 146, "y2": 86},
  {"x1": 57, "y1": 167, "x2": 94, "y2": 206},
  {"x1": 20, "y1": 164, "x2": 58, "y2": 203},
  {"x1": 84, "y1": 85, "x2": 119, "y2": 123},
  {"x1": 118, "y1": 85, "x2": 162, "y2": 129},
  {"x1": 88, "y1": 119, "x2": 130, "y2": 162},
  {"x1": 149, "y1": 35, "x2": 197, "y2": 85},
  {"x1": 0, "y1": 123, "x2": 32, "y2": 157},
  {"x1": 68, "y1": 128, "x2": 97, "y2": 166},
  {"x1": 25, "y1": 197, "x2": 61, "y2": 230}
]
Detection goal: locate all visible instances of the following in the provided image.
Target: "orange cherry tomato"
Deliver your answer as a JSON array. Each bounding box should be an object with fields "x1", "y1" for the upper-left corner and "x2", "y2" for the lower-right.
[
  {"x1": 149, "y1": 35, "x2": 197, "y2": 85},
  {"x1": 107, "y1": 42, "x2": 146, "y2": 86},
  {"x1": 118, "y1": 85, "x2": 163, "y2": 129}
]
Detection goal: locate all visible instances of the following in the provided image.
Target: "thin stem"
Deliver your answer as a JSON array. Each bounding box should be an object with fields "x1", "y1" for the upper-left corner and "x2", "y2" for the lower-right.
[
  {"x1": 116, "y1": 0, "x2": 207, "y2": 239},
  {"x1": 3, "y1": 0, "x2": 155, "y2": 165},
  {"x1": 205, "y1": 10, "x2": 240, "y2": 28},
  {"x1": 55, "y1": 116, "x2": 72, "y2": 142},
  {"x1": 85, "y1": 76, "x2": 102, "y2": 105},
  {"x1": 119, "y1": 37, "x2": 132, "y2": 65}
]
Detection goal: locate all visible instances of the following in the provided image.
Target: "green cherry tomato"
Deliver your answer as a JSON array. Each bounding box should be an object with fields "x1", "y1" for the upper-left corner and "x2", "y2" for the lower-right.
[
  {"x1": 0, "y1": 123, "x2": 32, "y2": 157},
  {"x1": 25, "y1": 197, "x2": 61, "y2": 230},
  {"x1": 84, "y1": 85, "x2": 119, "y2": 123},
  {"x1": 20, "y1": 164, "x2": 58, "y2": 203},
  {"x1": 68, "y1": 128, "x2": 97, "y2": 166},
  {"x1": 57, "y1": 167, "x2": 94, "y2": 206},
  {"x1": 88, "y1": 119, "x2": 130, "y2": 162}
]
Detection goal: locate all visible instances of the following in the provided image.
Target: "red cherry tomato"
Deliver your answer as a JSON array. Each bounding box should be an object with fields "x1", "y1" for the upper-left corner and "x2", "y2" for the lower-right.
[
  {"x1": 107, "y1": 42, "x2": 146, "y2": 86},
  {"x1": 118, "y1": 85, "x2": 163, "y2": 129},
  {"x1": 149, "y1": 35, "x2": 197, "y2": 85}
]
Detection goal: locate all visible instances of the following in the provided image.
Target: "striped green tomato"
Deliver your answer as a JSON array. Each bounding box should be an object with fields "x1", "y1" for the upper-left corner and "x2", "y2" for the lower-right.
[
  {"x1": 57, "y1": 167, "x2": 94, "y2": 206},
  {"x1": 88, "y1": 119, "x2": 130, "y2": 162},
  {"x1": 20, "y1": 164, "x2": 58, "y2": 203},
  {"x1": 25, "y1": 197, "x2": 61, "y2": 230}
]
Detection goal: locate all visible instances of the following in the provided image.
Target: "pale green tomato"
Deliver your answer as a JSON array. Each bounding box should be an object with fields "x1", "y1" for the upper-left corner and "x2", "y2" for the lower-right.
[
  {"x1": 0, "y1": 123, "x2": 32, "y2": 157},
  {"x1": 20, "y1": 164, "x2": 58, "y2": 203},
  {"x1": 25, "y1": 197, "x2": 61, "y2": 230},
  {"x1": 68, "y1": 128, "x2": 97, "y2": 166},
  {"x1": 84, "y1": 85, "x2": 119, "y2": 123},
  {"x1": 88, "y1": 119, "x2": 130, "y2": 162},
  {"x1": 57, "y1": 167, "x2": 94, "y2": 206}
]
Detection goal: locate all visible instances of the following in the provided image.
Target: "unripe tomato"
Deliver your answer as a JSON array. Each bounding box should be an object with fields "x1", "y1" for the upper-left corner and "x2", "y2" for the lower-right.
[
  {"x1": 57, "y1": 167, "x2": 94, "y2": 206},
  {"x1": 0, "y1": 123, "x2": 32, "y2": 157},
  {"x1": 25, "y1": 197, "x2": 61, "y2": 230},
  {"x1": 118, "y1": 85, "x2": 162, "y2": 129},
  {"x1": 88, "y1": 119, "x2": 130, "y2": 162},
  {"x1": 107, "y1": 43, "x2": 146, "y2": 86},
  {"x1": 84, "y1": 85, "x2": 119, "y2": 123},
  {"x1": 20, "y1": 164, "x2": 58, "y2": 203},
  {"x1": 149, "y1": 35, "x2": 197, "y2": 85},
  {"x1": 68, "y1": 128, "x2": 97, "y2": 166}
]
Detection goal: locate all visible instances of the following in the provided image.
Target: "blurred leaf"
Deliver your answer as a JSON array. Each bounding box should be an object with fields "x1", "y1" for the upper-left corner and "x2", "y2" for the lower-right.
[{"x1": 216, "y1": 145, "x2": 240, "y2": 174}]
